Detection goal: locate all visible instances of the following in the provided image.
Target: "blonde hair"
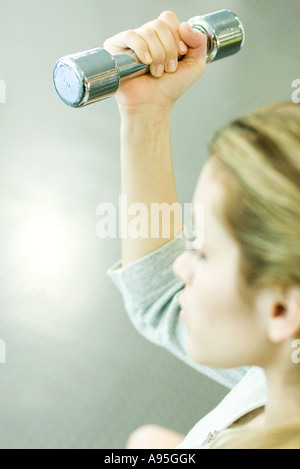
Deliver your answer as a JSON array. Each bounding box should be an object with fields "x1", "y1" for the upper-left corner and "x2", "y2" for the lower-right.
[
  {"x1": 208, "y1": 102, "x2": 300, "y2": 291},
  {"x1": 207, "y1": 101, "x2": 300, "y2": 449}
]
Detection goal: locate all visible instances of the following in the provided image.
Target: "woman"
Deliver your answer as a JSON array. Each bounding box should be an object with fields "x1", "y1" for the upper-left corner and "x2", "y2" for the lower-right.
[{"x1": 105, "y1": 11, "x2": 300, "y2": 449}]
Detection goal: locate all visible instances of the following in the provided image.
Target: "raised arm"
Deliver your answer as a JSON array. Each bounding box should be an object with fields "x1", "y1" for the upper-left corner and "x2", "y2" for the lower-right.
[
  {"x1": 106, "y1": 12, "x2": 250, "y2": 389},
  {"x1": 103, "y1": 11, "x2": 207, "y2": 266}
]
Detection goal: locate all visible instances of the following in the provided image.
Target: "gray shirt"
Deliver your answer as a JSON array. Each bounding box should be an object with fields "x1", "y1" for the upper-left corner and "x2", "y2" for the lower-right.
[{"x1": 107, "y1": 232, "x2": 268, "y2": 448}]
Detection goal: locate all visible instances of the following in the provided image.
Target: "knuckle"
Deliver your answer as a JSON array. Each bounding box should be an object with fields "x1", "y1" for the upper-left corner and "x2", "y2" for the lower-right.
[
  {"x1": 143, "y1": 19, "x2": 156, "y2": 30},
  {"x1": 159, "y1": 10, "x2": 178, "y2": 23},
  {"x1": 146, "y1": 19, "x2": 166, "y2": 32},
  {"x1": 103, "y1": 38, "x2": 115, "y2": 53},
  {"x1": 154, "y1": 18, "x2": 167, "y2": 29},
  {"x1": 138, "y1": 23, "x2": 155, "y2": 37},
  {"x1": 125, "y1": 29, "x2": 136, "y2": 38}
]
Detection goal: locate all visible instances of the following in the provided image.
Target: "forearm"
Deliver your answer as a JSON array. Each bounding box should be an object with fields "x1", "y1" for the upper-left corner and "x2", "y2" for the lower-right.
[{"x1": 119, "y1": 105, "x2": 183, "y2": 266}]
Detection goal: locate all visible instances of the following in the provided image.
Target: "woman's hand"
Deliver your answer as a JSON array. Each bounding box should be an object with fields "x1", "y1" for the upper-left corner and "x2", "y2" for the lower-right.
[{"x1": 103, "y1": 11, "x2": 207, "y2": 111}]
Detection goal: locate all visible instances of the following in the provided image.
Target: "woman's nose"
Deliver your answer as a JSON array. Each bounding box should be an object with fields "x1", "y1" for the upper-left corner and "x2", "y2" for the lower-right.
[{"x1": 172, "y1": 252, "x2": 194, "y2": 285}]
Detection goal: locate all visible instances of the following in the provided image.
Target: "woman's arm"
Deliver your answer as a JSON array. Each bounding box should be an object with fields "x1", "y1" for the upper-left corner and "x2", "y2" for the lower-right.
[
  {"x1": 103, "y1": 11, "x2": 207, "y2": 266},
  {"x1": 120, "y1": 105, "x2": 182, "y2": 266},
  {"x1": 106, "y1": 12, "x2": 249, "y2": 388}
]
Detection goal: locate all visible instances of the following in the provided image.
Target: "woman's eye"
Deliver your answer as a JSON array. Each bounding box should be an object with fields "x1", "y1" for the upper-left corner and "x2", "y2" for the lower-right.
[
  {"x1": 185, "y1": 241, "x2": 206, "y2": 260},
  {"x1": 192, "y1": 249, "x2": 206, "y2": 261}
]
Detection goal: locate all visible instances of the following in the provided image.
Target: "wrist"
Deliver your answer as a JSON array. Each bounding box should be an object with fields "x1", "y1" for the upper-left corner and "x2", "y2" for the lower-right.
[{"x1": 119, "y1": 103, "x2": 173, "y2": 125}]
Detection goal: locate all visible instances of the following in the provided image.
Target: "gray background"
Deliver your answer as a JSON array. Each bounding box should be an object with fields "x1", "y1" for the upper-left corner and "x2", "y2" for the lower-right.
[{"x1": 0, "y1": 0, "x2": 299, "y2": 449}]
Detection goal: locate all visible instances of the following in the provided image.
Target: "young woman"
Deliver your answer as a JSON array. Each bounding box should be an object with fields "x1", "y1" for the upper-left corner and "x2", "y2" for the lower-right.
[{"x1": 105, "y1": 11, "x2": 300, "y2": 449}]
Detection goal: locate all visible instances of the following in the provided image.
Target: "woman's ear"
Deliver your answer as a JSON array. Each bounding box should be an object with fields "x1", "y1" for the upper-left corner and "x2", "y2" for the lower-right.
[{"x1": 268, "y1": 288, "x2": 300, "y2": 344}]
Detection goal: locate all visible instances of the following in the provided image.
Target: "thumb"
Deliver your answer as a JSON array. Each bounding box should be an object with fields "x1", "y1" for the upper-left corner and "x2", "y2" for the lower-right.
[{"x1": 179, "y1": 22, "x2": 207, "y2": 63}]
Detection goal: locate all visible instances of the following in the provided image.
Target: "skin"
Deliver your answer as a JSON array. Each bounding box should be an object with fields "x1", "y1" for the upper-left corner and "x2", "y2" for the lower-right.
[
  {"x1": 103, "y1": 11, "x2": 207, "y2": 110},
  {"x1": 173, "y1": 157, "x2": 274, "y2": 369},
  {"x1": 173, "y1": 157, "x2": 300, "y2": 440},
  {"x1": 126, "y1": 158, "x2": 300, "y2": 448},
  {"x1": 103, "y1": 11, "x2": 207, "y2": 266}
]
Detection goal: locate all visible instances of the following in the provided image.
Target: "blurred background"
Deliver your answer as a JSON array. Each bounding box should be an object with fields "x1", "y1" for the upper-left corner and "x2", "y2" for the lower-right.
[{"x1": 0, "y1": 0, "x2": 299, "y2": 449}]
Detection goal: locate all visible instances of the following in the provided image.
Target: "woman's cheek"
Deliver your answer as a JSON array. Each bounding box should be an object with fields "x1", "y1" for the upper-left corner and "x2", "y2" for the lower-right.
[
  {"x1": 192, "y1": 267, "x2": 217, "y2": 302},
  {"x1": 189, "y1": 268, "x2": 234, "y2": 328}
]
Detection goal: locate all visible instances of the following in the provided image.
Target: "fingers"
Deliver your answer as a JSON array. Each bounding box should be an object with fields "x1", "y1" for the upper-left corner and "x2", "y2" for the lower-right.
[
  {"x1": 158, "y1": 11, "x2": 188, "y2": 56},
  {"x1": 104, "y1": 11, "x2": 190, "y2": 78},
  {"x1": 103, "y1": 30, "x2": 153, "y2": 65},
  {"x1": 179, "y1": 22, "x2": 208, "y2": 54},
  {"x1": 135, "y1": 18, "x2": 179, "y2": 77},
  {"x1": 178, "y1": 22, "x2": 207, "y2": 76}
]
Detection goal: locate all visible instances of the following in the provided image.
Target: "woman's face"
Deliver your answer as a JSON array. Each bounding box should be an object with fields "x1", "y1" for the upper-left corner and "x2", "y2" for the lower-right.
[{"x1": 173, "y1": 158, "x2": 271, "y2": 369}]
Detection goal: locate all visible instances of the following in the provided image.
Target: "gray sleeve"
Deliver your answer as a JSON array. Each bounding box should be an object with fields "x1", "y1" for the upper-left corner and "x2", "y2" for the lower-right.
[{"x1": 107, "y1": 232, "x2": 250, "y2": 389}]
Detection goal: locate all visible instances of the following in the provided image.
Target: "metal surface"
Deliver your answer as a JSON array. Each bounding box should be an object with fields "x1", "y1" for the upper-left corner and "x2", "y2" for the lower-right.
[
  {"x1": 53, "y1": 9, "x2": 245, "y2": 108},
  {"x1": 53, "y1": 48, "x2": 119, "y2": 107},
  {"x1": 187, "y1": 9, "x2": 245, "y2": 63}
]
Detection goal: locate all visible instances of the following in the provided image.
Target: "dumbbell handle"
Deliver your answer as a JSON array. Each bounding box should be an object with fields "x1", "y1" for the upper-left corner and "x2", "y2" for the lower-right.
[{"x1": 53, "y1": 9, "x2": 245, "y2": 108}]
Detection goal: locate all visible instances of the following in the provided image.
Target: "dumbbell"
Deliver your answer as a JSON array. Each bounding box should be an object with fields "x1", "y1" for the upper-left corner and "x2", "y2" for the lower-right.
[{"x1": 53, "y1": 9, "x2": 245, "y2": 107}]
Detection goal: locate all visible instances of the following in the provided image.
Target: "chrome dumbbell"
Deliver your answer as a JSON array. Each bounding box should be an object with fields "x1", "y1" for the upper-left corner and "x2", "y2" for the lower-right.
[{"x1": 53, "y1": 9, "x2": 245, "y2": 108}]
